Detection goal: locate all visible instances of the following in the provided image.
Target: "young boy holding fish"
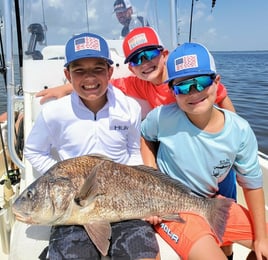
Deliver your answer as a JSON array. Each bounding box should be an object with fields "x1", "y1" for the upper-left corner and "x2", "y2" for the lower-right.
[
  {"x1": 141, "y1": 42, "x2": 268, "y2": 260},
  {"x1": 23, "y1": 32, "x2": 159, "y2": 260}
]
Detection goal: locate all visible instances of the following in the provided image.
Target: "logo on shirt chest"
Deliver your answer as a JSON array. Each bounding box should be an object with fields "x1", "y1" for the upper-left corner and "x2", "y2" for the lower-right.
[
  {"x1": 213, "y1": 159, "x2": 231, "y2": 178},
  {"x1": 110, "y1": 125, "x2": 129, "y2": 131}
]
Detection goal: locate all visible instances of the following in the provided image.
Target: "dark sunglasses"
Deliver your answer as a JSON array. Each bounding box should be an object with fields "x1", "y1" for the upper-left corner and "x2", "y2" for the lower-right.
[
  {"x1": 171, "y1": 75, "x2": 216, "y2": 95},
  {"x1": 129, "y1": 49, "x2": 162, "y2": 67}
]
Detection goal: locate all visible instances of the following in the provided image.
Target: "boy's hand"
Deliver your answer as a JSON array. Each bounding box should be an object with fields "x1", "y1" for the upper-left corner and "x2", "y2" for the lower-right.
[
  {"x1": 144, "y1": 216, "x2": 162, "y2": 225},
  {"x1": 36, "y1": 84, "x2": 72, "y2": 104}
]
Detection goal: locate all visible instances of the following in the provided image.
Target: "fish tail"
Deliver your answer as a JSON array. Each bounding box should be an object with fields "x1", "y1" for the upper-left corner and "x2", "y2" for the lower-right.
[{"x1": 206, "y1": 197, "x2": 233, "y2": 241}]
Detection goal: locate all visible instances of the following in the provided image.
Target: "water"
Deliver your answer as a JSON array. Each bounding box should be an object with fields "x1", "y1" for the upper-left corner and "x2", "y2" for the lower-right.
[
  {"x1": 0, "y1": 52, "x2": 267, "y2": 154},
  {"x1": 213, "y1": 51, "x2": 268, "y2": 155}
]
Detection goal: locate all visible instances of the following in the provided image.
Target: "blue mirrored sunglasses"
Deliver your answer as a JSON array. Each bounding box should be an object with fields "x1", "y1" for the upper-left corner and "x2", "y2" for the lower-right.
[
  {"x1": 171, "y1": 75, "x2": 216, "y2": 95},
  {"x1": 129, "y1": 49, "x2": 161, "y2": 66}
]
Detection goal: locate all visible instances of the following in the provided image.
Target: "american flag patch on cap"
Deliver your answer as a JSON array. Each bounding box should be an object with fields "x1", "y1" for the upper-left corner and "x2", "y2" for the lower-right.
[
  {"x1": 175, "y1": 55, "x2": 198, "y2": 71},
  {"x1": 74, "y1": 36, "x2": 101, "y2": 52},
  {"x1": 128, "y1": 33, "x2": 148, "y2": 50}
]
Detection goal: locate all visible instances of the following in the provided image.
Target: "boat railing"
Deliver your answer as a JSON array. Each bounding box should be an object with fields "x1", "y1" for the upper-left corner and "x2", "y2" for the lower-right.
[{"x1": 258, "y1": 151, "x2": 268, "y2": 161}]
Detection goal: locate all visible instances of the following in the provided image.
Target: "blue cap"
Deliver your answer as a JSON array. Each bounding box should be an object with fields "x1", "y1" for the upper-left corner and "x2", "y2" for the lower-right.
[
  {"x1": 165, "y1": 42, "x2": 216, "y2": 83},
  {"x1": 64, "y1": 32, "x2": 113, "y2": 67}
]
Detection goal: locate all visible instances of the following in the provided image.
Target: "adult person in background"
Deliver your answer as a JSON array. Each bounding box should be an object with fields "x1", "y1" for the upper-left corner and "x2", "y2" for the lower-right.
[
  {"x1": 23, "y1": 32, "x2": 159, "y2": 260},
  {"x1": 113, "y1": 0, "x2": 149, "y2": 37},
  {"x1": 141, "y1": 42, "x2": 268, "y2": 260}
]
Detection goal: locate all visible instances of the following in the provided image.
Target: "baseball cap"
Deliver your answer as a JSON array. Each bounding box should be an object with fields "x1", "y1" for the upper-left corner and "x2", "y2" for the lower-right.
[
  {"x1": 165, "y1": 42, "x2": 216, "y2": 83},
  {"x1": 123, "y1": 27, "x2": 164, "y2": 63},
  {"x1": 64, "y1": 32, "x2": 113, "y2": 67},
  {"x1": 113, "y1": 0, "x2": 132, "y2": 13}
]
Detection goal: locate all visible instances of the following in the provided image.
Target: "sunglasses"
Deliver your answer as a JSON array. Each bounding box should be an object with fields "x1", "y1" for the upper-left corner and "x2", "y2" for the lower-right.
[
  {"x1": 129, "y1": 49, "x2": 162, "y2": 66},
  {"x1": 171, "y1": 75, "x2": 216, "y2": 95}
]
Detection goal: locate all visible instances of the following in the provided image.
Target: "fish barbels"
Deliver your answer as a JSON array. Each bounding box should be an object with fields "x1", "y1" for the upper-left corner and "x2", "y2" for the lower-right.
[{"x1": 12, "y1": 154, "x2": 232, "y2": 256}]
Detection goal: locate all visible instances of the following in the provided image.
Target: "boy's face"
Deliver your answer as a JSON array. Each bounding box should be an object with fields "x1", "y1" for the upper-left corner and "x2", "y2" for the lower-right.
[
  {"x1": 171, "y1": 74, "x2": 220, "y2": 115},
  {"x1": 65, "y1": 58, "x2": 113, "y2": 105},
  {"x1": 128, "y1": 49, "x2": 169, "y2": 85}
]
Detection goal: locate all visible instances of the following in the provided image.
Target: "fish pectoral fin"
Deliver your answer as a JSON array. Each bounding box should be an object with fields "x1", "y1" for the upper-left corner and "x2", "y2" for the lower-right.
[
  {"x1": 161, "y1": 213, "x2": 185, "y2": 223},
  {"x1": 84, "y1": 221, "x2": 112, "y2": 256},
  {"x1": 75, "y1": 161, "x2": 105, "y2": 207}
]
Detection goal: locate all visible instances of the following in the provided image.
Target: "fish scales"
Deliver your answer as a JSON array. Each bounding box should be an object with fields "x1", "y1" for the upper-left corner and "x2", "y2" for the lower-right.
[
  {"x1": 94, "y1": 161, "x2": 212, "y2": 219},
  {"x1": 12, "y1": 154, "x2": 233, "y2": 256}
]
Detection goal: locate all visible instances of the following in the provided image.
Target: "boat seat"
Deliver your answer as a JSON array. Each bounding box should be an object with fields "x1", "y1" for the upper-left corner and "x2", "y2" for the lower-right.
[{"x1": 41, "y1": 45, "x2": 65, "y2": 60}]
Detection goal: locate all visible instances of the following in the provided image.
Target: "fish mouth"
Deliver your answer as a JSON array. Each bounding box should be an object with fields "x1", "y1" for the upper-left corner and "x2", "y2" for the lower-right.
[{"x1": 13, "y1": 210, "x2": 37, "y2": 224}]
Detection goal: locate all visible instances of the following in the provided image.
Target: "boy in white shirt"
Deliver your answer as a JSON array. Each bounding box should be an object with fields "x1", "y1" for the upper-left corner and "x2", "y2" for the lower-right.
[{"x1": 24, "y1": 32, "x2": 159, "y2": 260}]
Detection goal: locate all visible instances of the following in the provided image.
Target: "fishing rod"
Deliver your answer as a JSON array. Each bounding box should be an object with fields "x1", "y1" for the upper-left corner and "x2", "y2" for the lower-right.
[
  {"x1": 188, "y1": 0, "x2": 217, "y2": 42},
  {"x1": 14, "y1": 0, "x2": 23, "y2": 71},
  {"x1": 189, "y1": 0, "x2": 194, "y2": 42},
  {"x1": 0, "y1": 14, "x2": 7, "y2": 88}
]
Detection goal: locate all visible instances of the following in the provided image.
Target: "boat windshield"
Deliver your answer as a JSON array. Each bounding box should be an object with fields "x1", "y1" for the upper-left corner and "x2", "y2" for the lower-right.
[{"x1": 20, "y1": 0, "x2": 178, "y2": 60}]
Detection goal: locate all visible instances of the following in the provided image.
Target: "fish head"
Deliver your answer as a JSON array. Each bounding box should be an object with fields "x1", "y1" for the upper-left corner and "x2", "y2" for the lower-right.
[{"x1": 12, "y1": 172, "x2": 76, "y2": 225}]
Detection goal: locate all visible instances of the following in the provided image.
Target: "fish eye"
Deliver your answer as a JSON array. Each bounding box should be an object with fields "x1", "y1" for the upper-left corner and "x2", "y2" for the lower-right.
[{"x1": 26, "y1": 189, "x2": 35, "y2": 199}]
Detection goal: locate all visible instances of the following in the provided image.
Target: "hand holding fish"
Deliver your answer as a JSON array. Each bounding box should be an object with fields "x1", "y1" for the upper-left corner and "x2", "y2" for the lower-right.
[{"x1": 145, "y1": 216, "x2": 163, "y2": 225}]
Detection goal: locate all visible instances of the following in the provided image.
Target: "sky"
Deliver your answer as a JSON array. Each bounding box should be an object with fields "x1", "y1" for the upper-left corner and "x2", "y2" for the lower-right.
[
  {"x1": 176, "y1": 0, "x2": 268, "y2": 51},
  {"x1": 0, "y1": 0, "x2": 267, "y2": 52}
]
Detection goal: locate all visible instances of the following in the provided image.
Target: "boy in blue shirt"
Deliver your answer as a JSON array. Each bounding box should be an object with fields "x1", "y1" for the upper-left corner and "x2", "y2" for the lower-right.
[{"x1": 141, "y1": 42, "x2": 268, "y2": 260}]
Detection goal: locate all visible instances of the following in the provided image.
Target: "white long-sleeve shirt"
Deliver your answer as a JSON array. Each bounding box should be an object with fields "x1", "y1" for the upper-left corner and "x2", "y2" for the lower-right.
[{"x1": 24, "y1": 84, "x2": 143, "y2": 174}]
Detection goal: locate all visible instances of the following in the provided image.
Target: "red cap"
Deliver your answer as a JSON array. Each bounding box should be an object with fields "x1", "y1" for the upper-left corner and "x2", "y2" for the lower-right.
[{"x1": 123, "y1": 27, "x2": 163, "y2": 63}]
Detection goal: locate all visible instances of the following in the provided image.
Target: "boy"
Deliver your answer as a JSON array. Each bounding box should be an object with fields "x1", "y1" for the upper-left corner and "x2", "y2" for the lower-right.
[
  {"x1": 141, "y1": 42, "x2": 268, "y2": 260},
  {"x1": 24, "y1": 32, "x2": 159, "y2": 260}
]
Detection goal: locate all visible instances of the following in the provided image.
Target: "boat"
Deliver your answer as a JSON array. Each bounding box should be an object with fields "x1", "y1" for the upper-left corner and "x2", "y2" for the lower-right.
[{"x1": 0, "y1": 0, "x2": 267, "y2": 259}]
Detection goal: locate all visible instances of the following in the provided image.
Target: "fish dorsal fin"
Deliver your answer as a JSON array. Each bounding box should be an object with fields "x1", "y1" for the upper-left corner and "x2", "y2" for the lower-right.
[
  {"x1": 84, "y1": 221, "x2": 112, "y2": 256},
  {"x1": 132, "y1": 165, "x2": 159, "y2": 173},
  {"x1": 132, "y1": 165, "x2": 192, "y2": 193},
  {"x1": 88, "y1": 153, "x2": 114, "y2": 161},
  {"x1": 74, "y1": 161, "x2": 104, "y2": 207}
]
